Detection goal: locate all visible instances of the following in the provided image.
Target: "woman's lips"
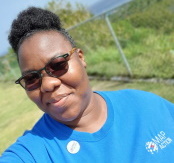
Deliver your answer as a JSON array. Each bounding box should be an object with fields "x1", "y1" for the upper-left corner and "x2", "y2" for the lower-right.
[{"x1": 46, "y1": 94, "x2": 70, "y2": 107}]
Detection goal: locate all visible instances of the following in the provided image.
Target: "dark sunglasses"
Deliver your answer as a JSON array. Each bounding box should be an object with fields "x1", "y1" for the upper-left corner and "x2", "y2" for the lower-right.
[{"x1": 15, "y1": 48, "x2": 77, "y2": 91}]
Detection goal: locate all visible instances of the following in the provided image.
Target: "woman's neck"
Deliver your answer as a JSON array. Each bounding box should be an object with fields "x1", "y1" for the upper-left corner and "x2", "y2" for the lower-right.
[{"x1": 67, "y1": 92, "x2": 107, "y2": 133}]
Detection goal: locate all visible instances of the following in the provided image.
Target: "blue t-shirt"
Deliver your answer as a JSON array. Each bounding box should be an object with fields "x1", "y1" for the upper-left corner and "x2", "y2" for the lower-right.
[{"x1": 1, "y1": 89, "x2": 174, "y2": 163}]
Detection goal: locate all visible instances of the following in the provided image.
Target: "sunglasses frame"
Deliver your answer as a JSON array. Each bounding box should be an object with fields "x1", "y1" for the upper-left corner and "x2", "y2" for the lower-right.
[{"x1": 15, "y1": 48, "x2": 77, "y2": 91}]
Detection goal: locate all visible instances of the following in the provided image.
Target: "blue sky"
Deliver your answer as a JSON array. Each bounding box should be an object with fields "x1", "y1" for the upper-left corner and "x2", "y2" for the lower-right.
[{"x1": 0, "y1": 0, "x2": 99, "y2": 56}]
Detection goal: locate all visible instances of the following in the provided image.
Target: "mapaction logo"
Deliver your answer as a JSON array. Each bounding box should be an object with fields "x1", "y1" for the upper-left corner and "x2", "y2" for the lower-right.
[{"x1": 145, "y1": 131, "x2": 172, "y2": 154}]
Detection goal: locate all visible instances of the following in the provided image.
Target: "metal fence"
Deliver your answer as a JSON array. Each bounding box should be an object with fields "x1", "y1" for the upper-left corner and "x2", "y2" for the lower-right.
[
  {"x1": 65, "y1": 2, "x2": 174, "y2": 81},
  {"x1": 67, "y1": 5, "x2": 133, "y2": 76},
  {"x1": 1, "y1": 1, "x2": 174, "y2": 82}
]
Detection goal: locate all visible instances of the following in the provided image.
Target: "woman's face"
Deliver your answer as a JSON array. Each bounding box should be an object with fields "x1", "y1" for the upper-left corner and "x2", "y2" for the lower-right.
[{"x1": 18, "y1": 30, "x2": 92, "y2": 123}]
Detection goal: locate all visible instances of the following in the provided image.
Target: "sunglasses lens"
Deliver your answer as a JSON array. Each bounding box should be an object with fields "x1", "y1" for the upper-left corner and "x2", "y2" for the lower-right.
[
  {"x1": 20, "y1": 73, "x2": 41, "y2": 91},
  {"x1": 46, "y1": 56, "x2": 68, "y2": 77}
]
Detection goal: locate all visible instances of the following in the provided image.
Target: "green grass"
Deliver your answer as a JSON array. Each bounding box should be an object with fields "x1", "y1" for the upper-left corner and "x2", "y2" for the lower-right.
[
  {"x1": 1, "y1": 80, "x2": 174, "y2": 154},
  {"x1": 1, "y1": 0, "x2": 174, "y2": 81},
  {"x1": 1, "y1": 20, "x2": 174, "y2": 80},
  {"x1": 78, "y1": 20, "x2": 174, "y2": 79},
  {"x1": 0, "y1": 82, "x2": 43, "y2": 153}
]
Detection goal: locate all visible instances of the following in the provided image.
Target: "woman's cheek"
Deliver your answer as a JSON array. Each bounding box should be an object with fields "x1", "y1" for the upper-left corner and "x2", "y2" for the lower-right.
[
  {"x1": 67, "y1": 60, "x2": 88, "y2": 87},
  {"x1": 27, "y1": 90, "x2": 42, "y2": 106}
]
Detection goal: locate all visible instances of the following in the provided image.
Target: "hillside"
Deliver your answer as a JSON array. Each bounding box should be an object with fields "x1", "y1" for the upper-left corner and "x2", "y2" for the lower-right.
[
  {"x1": 0, "y1": 0, "x2": 174, "y2": 81},
  {"x1": 111, "y1": 0, "x2": 174, "y2": 32}
]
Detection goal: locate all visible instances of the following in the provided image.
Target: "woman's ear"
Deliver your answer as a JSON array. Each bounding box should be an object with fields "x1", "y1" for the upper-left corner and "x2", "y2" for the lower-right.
[{"x1": 76, "y1": 49, "x2": 87, "y2": 68}]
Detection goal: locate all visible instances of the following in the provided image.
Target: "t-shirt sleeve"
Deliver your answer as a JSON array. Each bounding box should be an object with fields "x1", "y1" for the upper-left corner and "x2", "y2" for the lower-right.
[
  {"x1": 160, "y1": 96, "x2": 174, "y2": 120},
  {"x1": 0, "y1": 152, "x2": 24, "y2": 163},
  {"x1": 0, "y1": 142, "x2": 34, "y2": 163}
]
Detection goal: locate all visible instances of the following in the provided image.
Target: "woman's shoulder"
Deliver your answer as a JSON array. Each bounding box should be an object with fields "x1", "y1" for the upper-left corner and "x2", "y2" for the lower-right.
[
  {"x1": 96, "y1": 89, "x2": 165, "y2": 102},
  {"x1": 96, "y1": 89, "x2": 174, "y2": 116}
]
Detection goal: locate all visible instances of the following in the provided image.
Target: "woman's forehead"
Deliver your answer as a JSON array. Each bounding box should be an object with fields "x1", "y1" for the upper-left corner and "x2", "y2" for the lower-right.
[
  {"x1": 18, "y1": 31, "x2": 72, "y2": 70},
  {"x1": 22, "y1": 31, "x2": 70, "y2": 48},
  {"x1": 19, "y1": 31, "x2": 72, "y2": 57}
]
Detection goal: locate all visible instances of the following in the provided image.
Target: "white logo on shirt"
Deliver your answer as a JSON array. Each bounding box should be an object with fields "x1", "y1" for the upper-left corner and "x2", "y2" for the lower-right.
[
  {"x1": 145, "y1": 141, "x2": 158, "y2": 154},
  {"x1": 145, "y1": 131, "x2": 172, "y2": 154}
]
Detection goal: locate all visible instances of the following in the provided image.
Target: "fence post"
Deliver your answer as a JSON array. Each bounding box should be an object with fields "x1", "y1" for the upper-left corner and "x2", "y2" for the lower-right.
[{"x1": 105, "y1": 14, "x2": 132, "y2": 77}]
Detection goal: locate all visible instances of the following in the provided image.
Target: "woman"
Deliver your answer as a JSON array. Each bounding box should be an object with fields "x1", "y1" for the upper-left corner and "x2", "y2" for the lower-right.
[{"x1": 0, "y1": 7, "x2": 174, "y2": 163}]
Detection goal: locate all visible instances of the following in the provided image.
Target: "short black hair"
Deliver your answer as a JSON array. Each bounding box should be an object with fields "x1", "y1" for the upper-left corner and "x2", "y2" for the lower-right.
[{"x1": 8, "y1": 7, "x2": 75, "y2": 55}]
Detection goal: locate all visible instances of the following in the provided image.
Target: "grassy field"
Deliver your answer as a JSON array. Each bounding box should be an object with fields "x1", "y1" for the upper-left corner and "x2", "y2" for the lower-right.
[
  {"x1": 0, "y1": 82, "x2": 43, "y2": 154},
  {"x1": 1, "y1": 80, "x2": 174, "y2": 154}
]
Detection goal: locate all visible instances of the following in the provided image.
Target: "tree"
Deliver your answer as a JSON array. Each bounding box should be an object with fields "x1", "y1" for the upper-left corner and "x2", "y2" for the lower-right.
[{"x1": 46, "y1": 0, "x2": 92, "y2": 28}]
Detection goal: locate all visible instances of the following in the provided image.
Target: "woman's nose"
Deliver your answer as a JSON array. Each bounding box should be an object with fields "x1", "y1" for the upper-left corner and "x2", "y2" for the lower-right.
[{"x1": 40, "y1": 75, "x2": 61, "y2": 93}]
